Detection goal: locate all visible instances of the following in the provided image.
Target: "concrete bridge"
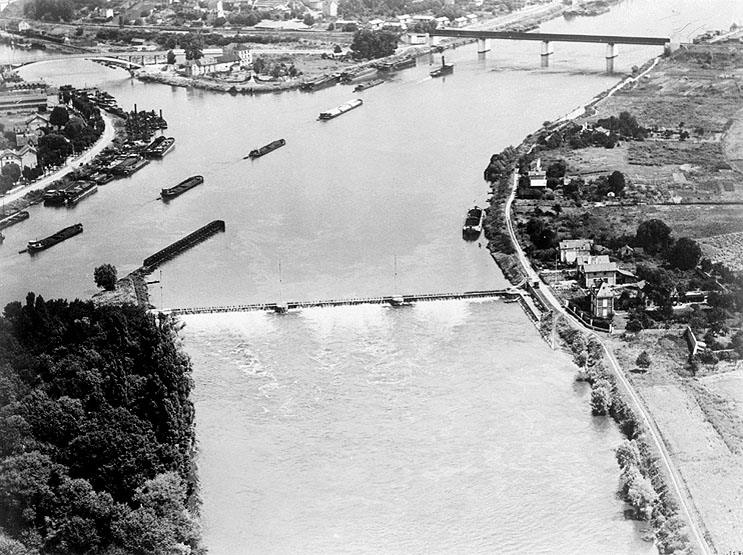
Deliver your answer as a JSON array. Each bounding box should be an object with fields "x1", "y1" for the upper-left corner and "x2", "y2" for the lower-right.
[
  {"x1": 428, "y1": 30, "x2": 671, "y2": 72},
  {"x1": 158, "y1": 288, "x2": 520, "y2": 316},
  {"x1": 6, "y1": 52, "x2": 166, "y2": 69}
]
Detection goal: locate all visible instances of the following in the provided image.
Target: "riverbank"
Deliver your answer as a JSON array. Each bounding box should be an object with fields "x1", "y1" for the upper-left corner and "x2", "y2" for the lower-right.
[
  {"x1": 133, "y1": 1, "x2": 564, "y2": 95},
  {"x1": 485, "y1": 39, "x2": 743, "y2": 555}
]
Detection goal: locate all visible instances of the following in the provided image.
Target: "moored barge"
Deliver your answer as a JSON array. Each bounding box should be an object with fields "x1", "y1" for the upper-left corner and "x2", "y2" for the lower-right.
[
  {"x1": 430, "y1": 56, "x2": 454, "y2": 78},
  {"x1": 245, "y1": 139, "x2": 286, "y2": 159},
  {"x1": 318, "y1": 99, "x2": 363, "y2": 120},
  {"x1": 26, "y1": 223, "x2": 83, "y2": 253},
  {"x1": 354, "y1": 79, "x2": 384, "y2": 92},
  {"x1": 462, "y1": 206, "x2": 484, "y2": 239},
  {"x1": 65, "y1": 181, "x2": 98, "y2": 206},
  {"x1": 161, "y1": 175, "x2": 204, "y2": 200},
  {"x1": 143, "y1": 136, "x2": 175, "y2": 158},
  {"x1": 0, "y1": 210, "x2": 30, "y2": 230}
]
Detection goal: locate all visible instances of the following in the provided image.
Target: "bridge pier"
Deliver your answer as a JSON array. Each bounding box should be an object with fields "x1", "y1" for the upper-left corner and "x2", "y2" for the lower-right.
[
  {"x1": 477, "y1": 38, "x2": 490, "y2": 54},
  {"x1": 540, "y1": 40, "x2": 554, "y2": 68},
  {"x1": 606, "y1": 42, "x2": 618, "y2": 73}
]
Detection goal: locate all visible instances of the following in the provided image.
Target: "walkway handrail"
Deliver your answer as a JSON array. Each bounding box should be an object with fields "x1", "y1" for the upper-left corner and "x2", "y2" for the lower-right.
[{"x1": 429, "y1": 29, "x2": 670, "y2": 45}]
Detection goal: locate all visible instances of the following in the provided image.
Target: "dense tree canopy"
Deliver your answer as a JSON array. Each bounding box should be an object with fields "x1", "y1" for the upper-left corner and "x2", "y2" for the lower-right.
[
  {"x1": 635, "y1": 219, "x2": 672, "y2": 255},
  {"x1": 94, "y1": 264, "x2": 117, "y2": 291},
  {"x1": 0, "y1": 295, "x2": 198, "y2": 554},
  {"x1": 350, "y1": 29, "x2": 399, "y2": 60},
  {"x1": 666, "y1": 237, "x2": 702, "y2": 270}
]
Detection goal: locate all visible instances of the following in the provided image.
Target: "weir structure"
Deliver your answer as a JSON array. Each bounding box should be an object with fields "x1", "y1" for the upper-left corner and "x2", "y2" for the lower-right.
[
  {"x1": 426, "y1": 30, "x2": 670, "y2": 73},
  {"x1": 158, "y1": 289, "x2": 521, "y2": 316}
]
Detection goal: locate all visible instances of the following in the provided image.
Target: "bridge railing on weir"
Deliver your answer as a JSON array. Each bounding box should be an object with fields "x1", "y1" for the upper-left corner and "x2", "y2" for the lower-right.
[{"x1": 159, "y1": 289, "x2": 519, "y2": 316}]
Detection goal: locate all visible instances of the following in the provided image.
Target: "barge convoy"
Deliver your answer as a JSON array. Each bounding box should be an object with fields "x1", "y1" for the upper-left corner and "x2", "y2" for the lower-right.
[
  {"x1": 25, "y1": 223, "x2": 83, "y2": 253},
  {"x1": 318, "y1": 99, "x2": 363, "y2": 120},
  {"x1": 161, "y1": 175, "x2": 204, "y2": 200},
  {"x1": 246, "y1": 139, "x2": 286, "y2": 159}
]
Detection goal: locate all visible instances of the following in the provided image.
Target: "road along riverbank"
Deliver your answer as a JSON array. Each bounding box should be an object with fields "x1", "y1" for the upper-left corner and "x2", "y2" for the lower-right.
[{"x1": 482, "y1": 42, "x2": 743, "y2": 555}]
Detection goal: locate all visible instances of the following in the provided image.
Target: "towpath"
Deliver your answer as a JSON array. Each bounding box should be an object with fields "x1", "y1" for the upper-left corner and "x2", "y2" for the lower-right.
[{"x1": 1, "y1": 110, "x2": 116, "y2": 207}]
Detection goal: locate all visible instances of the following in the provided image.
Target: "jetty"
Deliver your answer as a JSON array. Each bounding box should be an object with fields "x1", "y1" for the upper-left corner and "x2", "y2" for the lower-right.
[
  {"x1": 158, "y1": 289, "x2": 517, "y2": 316},
  {"x1": 143, "y1": 220, "x2": 225, "y2": 270}
]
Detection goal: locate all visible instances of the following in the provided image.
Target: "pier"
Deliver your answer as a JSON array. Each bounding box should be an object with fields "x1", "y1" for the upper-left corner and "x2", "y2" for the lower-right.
[{"x1": 158, "y1": 289, "x2": 518, "y2": 316}]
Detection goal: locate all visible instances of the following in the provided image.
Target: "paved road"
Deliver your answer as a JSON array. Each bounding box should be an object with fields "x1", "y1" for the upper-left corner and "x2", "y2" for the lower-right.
[
  {"x1": 503, "y1": 161, "x2": 712, "y2": 555},
  {"x1": 1, "y1": 110, "x2": 116, "y2": 206}
]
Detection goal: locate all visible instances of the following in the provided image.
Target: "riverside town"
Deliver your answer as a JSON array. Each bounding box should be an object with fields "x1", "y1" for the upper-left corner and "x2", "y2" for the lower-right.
[{"x1": 0, "y1": 0, "x2": 742, "y2": 554}]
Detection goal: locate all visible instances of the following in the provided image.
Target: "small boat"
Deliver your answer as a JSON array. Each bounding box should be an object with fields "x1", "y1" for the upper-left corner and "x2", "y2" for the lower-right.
[
  {"x1": 430, "y1": 56, "x2": 454, "y2": 78},
  {"x1": 0, "y1": 210, "x2": 30, "y2": 230},
  {"x1": 245, "y1": 139, "x2": 286, "y2": 159},
  {"x1": 462, "y1": 206, "x2": 485, "y2": 239},
  {"x1": 161, "y1": 175, "x2": 204, "y2": 200},
  {"x1": 318, "y1": 99, "x2": 363, "y2": 120},
  {"x1": 26, "y1": 223, "x2": 83, "y2": 253},
  {"x1": 353, "y1": 79, "x2": 384, "y2": 92},
  {"x1": 0, "y1": 231, "x2": 4, "y2": 244}
]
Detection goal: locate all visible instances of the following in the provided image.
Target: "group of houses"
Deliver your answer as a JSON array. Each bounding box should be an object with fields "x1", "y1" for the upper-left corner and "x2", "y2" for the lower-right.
[{"x1": 559, "y1": 239, "x2": 639, "y2": 319}]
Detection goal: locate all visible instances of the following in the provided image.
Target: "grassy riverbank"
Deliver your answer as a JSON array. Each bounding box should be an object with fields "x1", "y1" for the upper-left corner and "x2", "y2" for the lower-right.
[{"x1": 483, "y1": 41, "x2": 743, "y2": 555}]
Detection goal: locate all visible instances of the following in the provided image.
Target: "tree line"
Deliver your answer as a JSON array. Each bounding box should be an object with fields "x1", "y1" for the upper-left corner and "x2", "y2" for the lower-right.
[{"x1": 0, "y1": 295, "x2": 200, "y2": 554}]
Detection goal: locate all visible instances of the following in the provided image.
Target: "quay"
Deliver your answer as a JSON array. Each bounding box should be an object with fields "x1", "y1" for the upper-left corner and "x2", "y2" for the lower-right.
[{"x1": 158, "y1": 289, "x2": 517, "y2": 316}]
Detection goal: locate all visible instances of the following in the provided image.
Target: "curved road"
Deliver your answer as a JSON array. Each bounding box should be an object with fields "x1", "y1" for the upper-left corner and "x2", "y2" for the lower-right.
[
  {"x1": 1, "y1": 110, "x2": 116, "y2": 206},
  {"x1": 504, "y1": 161, "x2": 712, "y2": 554}
]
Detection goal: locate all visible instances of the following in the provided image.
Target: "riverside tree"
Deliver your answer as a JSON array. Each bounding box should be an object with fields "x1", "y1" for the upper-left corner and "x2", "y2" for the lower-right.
[
  {"x1": 94, "y1": 264, "x2": 118, "y2": 290},
  {"x1": 350, "y1": 29, "x2": 399, "y2": 60}
]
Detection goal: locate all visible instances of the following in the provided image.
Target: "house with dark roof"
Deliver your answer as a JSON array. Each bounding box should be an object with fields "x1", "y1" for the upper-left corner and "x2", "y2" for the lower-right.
[
  {"x1": 590, "y1": 281, "x2": 614, "y2": 318},
  {"x1": 579, "y1": 261, "x2": 618, "y2": 287}
]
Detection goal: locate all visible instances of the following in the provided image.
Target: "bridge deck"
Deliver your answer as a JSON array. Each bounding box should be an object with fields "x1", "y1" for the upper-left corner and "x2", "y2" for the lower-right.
[
  {"x1": 429, "y1": 30, "x2": 670, "y2": 46},
  {"x1": 160, "y1": 289, "x2": 517, "y2": 315}
]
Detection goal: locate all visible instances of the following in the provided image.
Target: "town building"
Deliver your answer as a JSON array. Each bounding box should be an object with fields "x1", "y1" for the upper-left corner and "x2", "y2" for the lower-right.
[
  {"x1": 0, "y1": 145, "x2": 38, "y2": 171},
  {"x1": 0, "y1": 90, "x2": 48, "y2": 113},
  {"x1": 580, "y1": 261, "x2": 618, "y2": 287},
  {"x1": 187, "y1": 56, "x2": 217, "y2": 76},
  {"x1": 322, "y1": 0, "x2": 338, "y2": 17},
  {"x1": 214, "y1": 53, "x2": 240, "y2": 72},
  {"x1": 559, "y1": 238, "x2": 593, "y2": 264},
  {"x1": 590, "y1": 281, "x2": 614, "y2": 318},
  {"x1": 575, "y1": 254, "x2": 610, "y2": 267}
]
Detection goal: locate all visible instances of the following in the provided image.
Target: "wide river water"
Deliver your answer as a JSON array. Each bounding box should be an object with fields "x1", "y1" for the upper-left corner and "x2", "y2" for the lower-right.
[{"x1": 2, "y1": 0, "x2": 742, "y2": 552}]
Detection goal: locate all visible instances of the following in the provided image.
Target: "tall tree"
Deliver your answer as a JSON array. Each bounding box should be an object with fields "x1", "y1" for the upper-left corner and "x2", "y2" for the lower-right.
[{"x1": 635, "y1": 219, "x2": 672, "y2": 255}]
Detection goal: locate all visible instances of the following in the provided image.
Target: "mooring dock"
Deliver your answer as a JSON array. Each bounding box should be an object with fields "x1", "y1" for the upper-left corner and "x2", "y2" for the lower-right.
[{"x1": 158, "y1": 289, "x2": 519, "y2": 316}]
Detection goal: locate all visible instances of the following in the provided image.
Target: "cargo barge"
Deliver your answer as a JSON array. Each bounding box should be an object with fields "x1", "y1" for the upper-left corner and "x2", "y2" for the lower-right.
[
  {"x1": 26, "y1": 223, "x2": 83, "y2": 253},
  {"x1": 354, "y1": 79, "x2": 384, "y2": 92},
  {"x1": 110, "y1": 155, "x2": 150, "y2": 176},
  {"x1": 245, "y1": 139, "x2": 286, "y2": 159},
  {"x1": 318, "y1": 99, "x2": 363, "y2": 120},
  {"x1": 462, "y1": 206, "x2": 484, "y2": 239},
  {"x1": 430, "y1": 56, "x2": 454, "y2": 78},
  {"x1": 0, "y1": 210, "x2": 30, "y2": 230},
  {"x1": 143, "y1": 136, "x2": 175, "y2": 158},
  {"x1": 161, "y1": 175, "x2": 204, "y2": 200},
  {"x1": 300, "y1": 74, "x2": 340, "y2": 92},
  {"x1": 65, "y1": 181, "x2": 98, "y2": 206}
]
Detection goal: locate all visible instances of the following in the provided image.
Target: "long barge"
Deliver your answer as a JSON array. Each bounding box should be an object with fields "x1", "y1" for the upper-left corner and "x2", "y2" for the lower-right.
[
  {"x1": 65, "y1": 181, "x2": 98, "y2": 206},
  {"x1": 354, "y1": 79, "x2": 384, "y2": 92},
  {"x1": 245, "y1": 139, "x2": 286, "y2": 159},
  {"x1": 318, "y1": 99, "x2": 363, "y2": 120},
  {"x1": 0, "y1": 210, "x2": 30, "y2": 230},
  {"x1": 110, "y1": 155, "x2": 150, "y2": 176},
  {"x1": 25, "y1": 223, "x2": 83, "y2": 253},
  {"x1": 300, "y1": 74, "x2": 340, "y2": 92},
  {"x1": 462, "y1": 206, "x2": 485, "y2": 239},
  {"x1": 161, "y1": 175, "x2": 204, "y2": 200},
  {"x1": 143, "y1": 220, "x2": 226, "y2": 270},
  {"x1": 143, "y1": 136, "x2": 175, "y2": 158}
]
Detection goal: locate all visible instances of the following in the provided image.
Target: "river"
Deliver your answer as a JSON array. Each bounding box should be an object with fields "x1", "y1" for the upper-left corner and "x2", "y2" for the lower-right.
[{"x1": 2, "y1": 0, "x2": 741, "y2": 552}]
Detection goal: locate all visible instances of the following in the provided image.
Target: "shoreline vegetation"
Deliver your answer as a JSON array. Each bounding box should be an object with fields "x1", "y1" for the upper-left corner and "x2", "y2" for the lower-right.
[
  {"x1": 484, "y1": 38, "x2": 743, "y2": 554},
  {"x1": 0, "y1": 295, "x2": 202, "y2": 555}
]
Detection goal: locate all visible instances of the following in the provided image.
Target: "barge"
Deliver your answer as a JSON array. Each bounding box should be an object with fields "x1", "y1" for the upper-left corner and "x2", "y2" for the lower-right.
[
  {"x1": 245, "y1": 139, "x2": 286, "y2": 159},
  {"x1": 462, "y1": 206, "x2": 484, "y2": 239},
  {"x1": 318, "y1": 99, "x2": 363, "y2": 120},
  {"x1": 110, "y1": 155, "x2": 150, "y2": 176},
  {"x1": 26, "y1": 223, "x2": 83, "y2": 253},
  {"x1": 161, "y1": 175, "x2": 204, "y2": 200},
  {"x1": 143, "y1": 136, "x2": 175, "y2": 158},
  {"x1": 300, "y1": 74, "x2": 340, "y2": 92},
  {"x1": 354, "y1": 79, "x2": 384, "y2": 92},
  {"x1": 0, "y1": 210, "x2": 30, "y2": 230},
  {"x1": 430, "y1": 56, "x2": 454, "y2": 78},
  {"x1": 65, "y1": 181, "x2": 98, "y2": 206}
]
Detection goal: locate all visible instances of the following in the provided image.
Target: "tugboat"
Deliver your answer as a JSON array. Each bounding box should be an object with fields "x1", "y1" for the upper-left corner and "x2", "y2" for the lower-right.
[
  {"x1": 318, "y1": 99, "x2": 363, "y2": 120},
  {"x1": 245, "y1": 139, "x2": 286, "y2": 159},
  {"x1": 430, "y1": 56, "x2": 454, "y2": 78},
  {"x1": 160, "y1": 175, "x2": 204, "y2": 200},
  {"x1": 462, "y1": 206, "x2": 485, "y2": 239},
  {"x1": 26, "y1": 223, "x2": 83, "y2": 253}
]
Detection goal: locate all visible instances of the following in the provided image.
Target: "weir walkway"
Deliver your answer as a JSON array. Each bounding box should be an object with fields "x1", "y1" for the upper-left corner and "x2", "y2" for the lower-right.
[{"x1": 159, "y1": 289, "x2": 519, "y2": 316}]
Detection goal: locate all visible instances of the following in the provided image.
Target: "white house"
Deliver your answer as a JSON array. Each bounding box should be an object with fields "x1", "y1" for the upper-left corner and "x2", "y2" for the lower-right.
[
  {"x1": 0, "y1": 145, "x2": 38, "y2": 170},
  {"x1": 559, "y1": 238, "x2": 593, "y2": 264},
  {"x1": 434, "y1": 16, "x2": 450, "y2": 28},
  {"x1": 368, "y1": 18, "x2": 384, "y2": 29},
  {"x1": 453, "y1": 16, "x2": 468, "y2": 27},
  {"x1": 214, "y1": 53, "x2": 240, "y2": 72},
  {"x1": 188, "y1": 56, "x2": 217, "y2": 76}
]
